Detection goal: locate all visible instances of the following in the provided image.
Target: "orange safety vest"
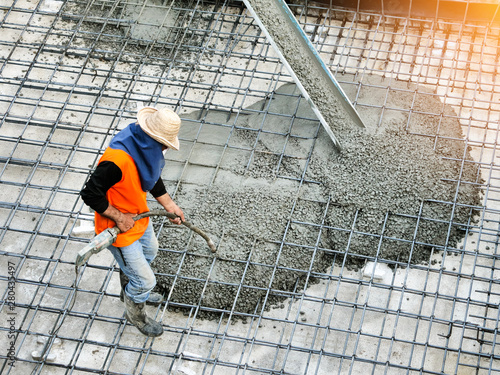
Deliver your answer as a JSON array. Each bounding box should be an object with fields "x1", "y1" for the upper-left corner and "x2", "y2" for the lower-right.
[{"x1": 94, "y1": 148, "x2": 150, "y2": 247}]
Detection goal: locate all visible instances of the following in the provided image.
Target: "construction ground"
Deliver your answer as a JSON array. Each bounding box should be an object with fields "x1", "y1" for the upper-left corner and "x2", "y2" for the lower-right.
[{"x1": 1, "y1": 0, "x2": 500, "y2": 374}]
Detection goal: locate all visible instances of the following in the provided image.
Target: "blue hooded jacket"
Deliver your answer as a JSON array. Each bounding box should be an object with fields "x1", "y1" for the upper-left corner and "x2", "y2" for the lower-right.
[{"x1": 109, "y1": 123, "x2": 165, "y2": 192}]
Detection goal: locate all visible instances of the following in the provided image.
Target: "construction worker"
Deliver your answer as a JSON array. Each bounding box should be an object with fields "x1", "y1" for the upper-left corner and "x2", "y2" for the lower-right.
[{"x1": 80, "y1": 107, "x2": 185, "y2": 337}]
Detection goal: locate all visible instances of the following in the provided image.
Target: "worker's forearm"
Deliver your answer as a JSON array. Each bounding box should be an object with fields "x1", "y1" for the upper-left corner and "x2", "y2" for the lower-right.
[
  {"x1": 155, "y1": 193, "x2": 185, "y2": 223},
  {"x1": 101, "y1": 204, "x2": 135, "y2": 232},
  {"x1": 155, "y1": 193, "x2": 175, "y2": 211},
  {"x1": 101, "y1": 204, "x2": 123, "y2": 222}
]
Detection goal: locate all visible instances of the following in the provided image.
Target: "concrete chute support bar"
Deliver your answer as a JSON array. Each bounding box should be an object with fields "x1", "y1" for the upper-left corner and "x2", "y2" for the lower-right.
[{"x1": 242, "y1": 0, "x2": 365, "y2": 152}]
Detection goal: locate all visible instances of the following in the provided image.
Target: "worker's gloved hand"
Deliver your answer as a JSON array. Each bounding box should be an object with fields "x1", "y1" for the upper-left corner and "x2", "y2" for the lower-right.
[{"x1": 116, "y1": 212, "x2": 136, "y2": 233}]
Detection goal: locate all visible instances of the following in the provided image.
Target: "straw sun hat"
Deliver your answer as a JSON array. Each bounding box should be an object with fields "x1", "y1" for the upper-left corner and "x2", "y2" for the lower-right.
[{"x1": 137, "y1": 106, "x2": 181, "y2": 150}]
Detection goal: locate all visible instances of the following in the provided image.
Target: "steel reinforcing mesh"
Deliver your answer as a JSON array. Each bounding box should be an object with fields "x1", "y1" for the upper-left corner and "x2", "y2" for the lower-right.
[{"x1": 0, "y1": 0, "x2": 499, "y2": 374}]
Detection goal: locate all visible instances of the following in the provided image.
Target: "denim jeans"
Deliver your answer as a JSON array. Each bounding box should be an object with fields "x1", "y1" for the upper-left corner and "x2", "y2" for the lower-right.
[{"x1": 108, "y1": 220, "x2": 158, "y2": 303}]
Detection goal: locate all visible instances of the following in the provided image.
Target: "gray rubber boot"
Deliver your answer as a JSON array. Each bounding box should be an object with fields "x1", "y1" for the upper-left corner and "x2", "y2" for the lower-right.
[
  {"x1": 119, "y1": 270, "x2": 164, "y2": 305},
  {"x1": 124, "y1": 294, "x2": 163, "y2": 337}
]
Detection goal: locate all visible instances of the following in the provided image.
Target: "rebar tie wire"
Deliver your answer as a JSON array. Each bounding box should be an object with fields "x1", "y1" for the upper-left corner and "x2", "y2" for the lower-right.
[{"x1": 32, "y1": 210, "x2": 215, "y2": 367}]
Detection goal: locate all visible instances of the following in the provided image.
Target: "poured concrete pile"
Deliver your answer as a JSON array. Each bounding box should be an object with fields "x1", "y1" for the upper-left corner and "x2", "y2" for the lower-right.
[{"x1": 153, "y1": 76, "x2": 482, "y2": 314}]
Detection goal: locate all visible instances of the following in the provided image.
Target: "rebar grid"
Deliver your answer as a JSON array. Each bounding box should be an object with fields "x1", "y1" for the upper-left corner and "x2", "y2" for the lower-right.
[{"x1": 1, "y1": 0, "x2": 499, "y2": 374}]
